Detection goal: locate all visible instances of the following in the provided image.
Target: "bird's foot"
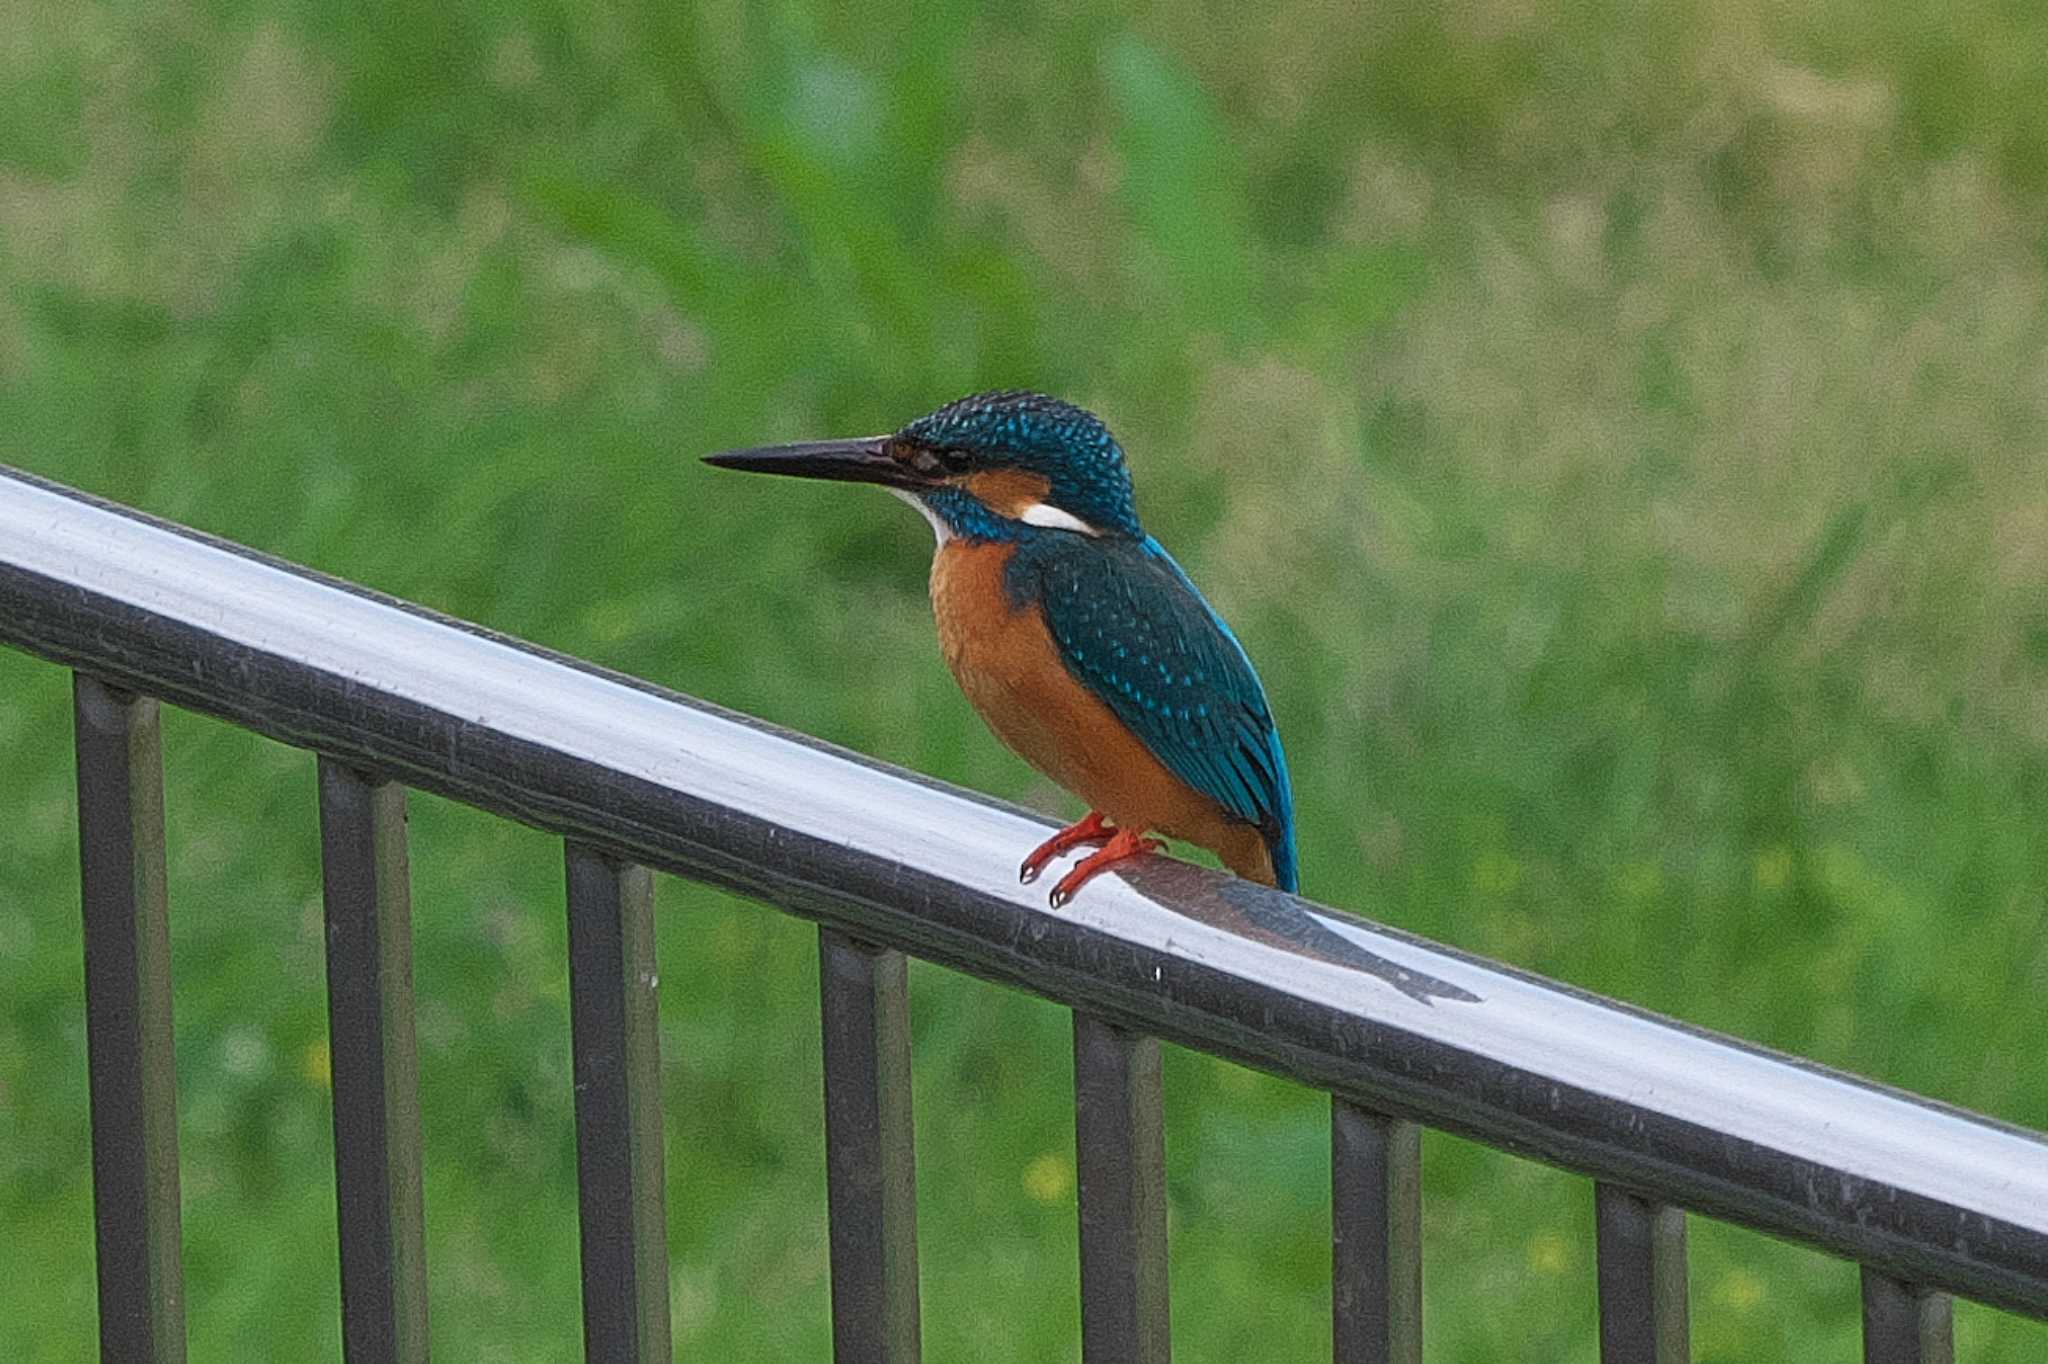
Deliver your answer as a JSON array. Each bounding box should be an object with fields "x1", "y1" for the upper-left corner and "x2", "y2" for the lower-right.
[
  {"x1": 1019, "y1": 810, "x2": 1114, "y2": 885},
  {"x1": 1047, "y1": 829, "x2": 1164, "y2": 909}
]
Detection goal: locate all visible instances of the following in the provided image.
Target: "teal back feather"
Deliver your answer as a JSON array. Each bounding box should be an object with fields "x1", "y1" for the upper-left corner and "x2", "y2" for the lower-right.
[
  {"x1": 900, "y1": 390, "x2": 1297, "y2": 890},
  {"x1": 1004, "y1": 532, "x2": 1298, "y2": 892}
]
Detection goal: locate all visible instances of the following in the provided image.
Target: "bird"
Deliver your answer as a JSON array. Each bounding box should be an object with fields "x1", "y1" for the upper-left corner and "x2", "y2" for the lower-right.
[{"x1": 703, "y1": 390, "x2": 1295, "y2": 907}]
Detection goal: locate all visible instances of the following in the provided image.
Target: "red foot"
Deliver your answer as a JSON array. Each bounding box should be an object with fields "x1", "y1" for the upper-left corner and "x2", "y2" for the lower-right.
[
  {"x1": 1019, "y1": 810, "x2": 1114, "y2": 885},
  {"x1": 1048, "y1": 828, "x2": 1164, "y2": 908}
]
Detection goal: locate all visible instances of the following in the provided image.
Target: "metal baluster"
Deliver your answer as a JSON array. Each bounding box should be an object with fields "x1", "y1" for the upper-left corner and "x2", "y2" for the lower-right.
[
  {"x1": 318, "y1": 759, "x2": 428, "y2": 1361},
  {"x1": 73, "y1": 673, "x2": 186, "y2": 1362},
  {"x1": 1595, "y1": 1184, "x2": 1689, "y2": 1363},
  {"x1": 818, "y1": 928, "x2": 922, "y2": 1362},
  {"x1": 564, "y1": 842, "x2": 670, "y2": 1362},
  {"x1": 1072, "y1": 1013, "x2": 1169, "y2": 1364},
  {"x1": 1332, "y1": 1099, "x2": 1421, "y2": 1363},
  {"x1": 1861, "y1": 1268, "x2": 1954, "y2": 1364}
]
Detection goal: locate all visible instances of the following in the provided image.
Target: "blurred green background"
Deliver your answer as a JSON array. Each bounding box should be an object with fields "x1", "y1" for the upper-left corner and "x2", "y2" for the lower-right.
[{"x1": 3, "y1": 1, "x2": 2046, "y2": 1359}]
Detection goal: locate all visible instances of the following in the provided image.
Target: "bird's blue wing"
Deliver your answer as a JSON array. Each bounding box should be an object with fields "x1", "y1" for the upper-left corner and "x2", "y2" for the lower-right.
[{"x1": 1009, "y1": 534, "x2": 1297, "y2": 891}]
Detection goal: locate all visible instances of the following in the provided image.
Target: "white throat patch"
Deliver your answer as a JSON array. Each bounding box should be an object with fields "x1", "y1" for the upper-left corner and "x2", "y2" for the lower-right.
[
  {"x1": 890, "y1": 489, "x2": 1100, "y2": 542},
  {"x1": 888, "y1": 487, "x2": 953, "y2": 544}
]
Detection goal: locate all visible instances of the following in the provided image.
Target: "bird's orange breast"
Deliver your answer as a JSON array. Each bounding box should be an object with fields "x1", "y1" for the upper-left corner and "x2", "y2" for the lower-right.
[{"x1": 930, "y1": 539, "x2": 1276, "y2": 885}]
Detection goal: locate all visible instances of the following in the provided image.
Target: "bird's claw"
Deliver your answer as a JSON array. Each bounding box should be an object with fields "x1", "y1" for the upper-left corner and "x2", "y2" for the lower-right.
[
  {"x1": 1019, "y1": 811, "x2": 1113, "y2": 885},
  {"x1": 1045, "y1": 831, "x2": 1164, "y2": 908}
]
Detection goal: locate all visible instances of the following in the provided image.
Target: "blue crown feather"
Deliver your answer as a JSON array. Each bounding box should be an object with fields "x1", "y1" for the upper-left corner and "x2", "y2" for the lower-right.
[
  {"x1": 903, "y1": 390, "x2": 1297, "y2": 890},
  {"x1": 901, "y1": 391, "x2": 1143, "y2": 538}
]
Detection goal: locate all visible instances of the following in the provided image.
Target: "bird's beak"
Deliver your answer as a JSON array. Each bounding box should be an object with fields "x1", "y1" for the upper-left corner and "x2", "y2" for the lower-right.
[{"x1": 702, "y1": 436, "x2": 929, "y2": 490}]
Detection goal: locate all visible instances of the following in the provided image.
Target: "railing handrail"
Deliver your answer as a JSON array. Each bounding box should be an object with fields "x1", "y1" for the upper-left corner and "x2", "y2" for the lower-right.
[{"x1": 4, "y1": 462, "x2": 2046, "y2": 1323}]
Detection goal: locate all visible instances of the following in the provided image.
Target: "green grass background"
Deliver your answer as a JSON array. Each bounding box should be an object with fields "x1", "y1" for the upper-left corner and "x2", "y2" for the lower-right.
[{"x1": 4, "y1": 1, "x2": 2048, "y2": 1358}]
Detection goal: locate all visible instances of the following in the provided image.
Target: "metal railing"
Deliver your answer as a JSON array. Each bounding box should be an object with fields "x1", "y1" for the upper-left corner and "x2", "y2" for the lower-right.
[{"x1": 3, "y1": 461, "x2": 2046, "y2": 1363}]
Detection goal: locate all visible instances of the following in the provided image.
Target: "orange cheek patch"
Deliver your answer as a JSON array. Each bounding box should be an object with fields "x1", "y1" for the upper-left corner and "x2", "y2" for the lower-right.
[{"x1": 961, "y1": 469, "x2": 1053, "y2": 519}]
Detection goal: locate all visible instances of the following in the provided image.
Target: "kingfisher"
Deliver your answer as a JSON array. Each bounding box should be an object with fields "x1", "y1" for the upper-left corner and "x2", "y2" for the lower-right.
[{"x1": 704, "y1": 390, "x2": 1296, "y2": 906}]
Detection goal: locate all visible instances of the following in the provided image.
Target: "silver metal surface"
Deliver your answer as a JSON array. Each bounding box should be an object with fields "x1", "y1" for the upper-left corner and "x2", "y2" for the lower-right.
[{"x1": 4, "y1": 465, "x2": 2048, "y2": 1320}]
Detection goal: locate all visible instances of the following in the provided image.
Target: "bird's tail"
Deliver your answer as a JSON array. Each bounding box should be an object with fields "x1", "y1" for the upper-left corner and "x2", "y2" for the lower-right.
[
  {"x1": 1265, "y1": 827, "x2": 1298, "y2": 894},
  {"x1": 1220, "y1": 824, "x2": 1296, "y2": 893}
]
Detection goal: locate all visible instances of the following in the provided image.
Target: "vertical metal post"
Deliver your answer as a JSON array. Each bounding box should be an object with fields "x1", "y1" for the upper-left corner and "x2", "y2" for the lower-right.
[
  {"x1": 1332, "y1": 1098, "x2": 1421, "y2": 1364},
  {"x1": 564, "y1": 841, "x2": 670, "y2": 1363},
  {"x1": 818, "y1": 928, "x2": 922, "y2": 1362},
  {"x1": 1072, "y1": 1012, "x2": 1169, "y2": 1364},
  {"x1": 1860, "y1": 1268, "x2": 1954, "y2": 1364},
  {"x1": 1595, "y1": 1183, "x2": 1689, "y2": 1363},
  {"x1": 319, "y1": 759, "x2": 428, "y2": 1362},
  {"x1": 73, "y1": 672, "x2": 187, "y2": 1362}
]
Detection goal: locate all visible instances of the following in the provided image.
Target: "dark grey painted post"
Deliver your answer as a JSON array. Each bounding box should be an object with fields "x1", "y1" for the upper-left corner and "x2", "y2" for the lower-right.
[
  {"x1": 318, "y1": 759, "x2": 428, "y2": 1361},
  {"x1": 1861, "y1": 1268, "x2": 1954, "y2": 1364},
  {"x1": 1072, "y1": 1013, "x2": 1169, "y2": 1364},
  {"x1": 818, "y1": 928, "x2": 922, "y2": 1362},
  {"x1": 1332, "y1": 1098, "x2": 1421, "y2": 1363},
  {"x1": 1595, "y1": 1184, "x2": 1689, "y2": 1363},
  {"x1": 564, "y1": 842, "x2": 670, "y2": 1362},
  {"x1": 73, "y1": 673, "x2": 186, "y2": 1362}
]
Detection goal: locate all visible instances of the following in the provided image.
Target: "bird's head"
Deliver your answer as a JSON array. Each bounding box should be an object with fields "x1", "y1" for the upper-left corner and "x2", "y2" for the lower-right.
[{"x1": 703, "y1": 390, "x2": 1141, "y2": 542}]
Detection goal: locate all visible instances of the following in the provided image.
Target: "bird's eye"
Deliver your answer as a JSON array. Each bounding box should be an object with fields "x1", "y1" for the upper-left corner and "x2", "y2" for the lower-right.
[{"x1": 937, "y1": 447, "x2": 973, "y2": 474}]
